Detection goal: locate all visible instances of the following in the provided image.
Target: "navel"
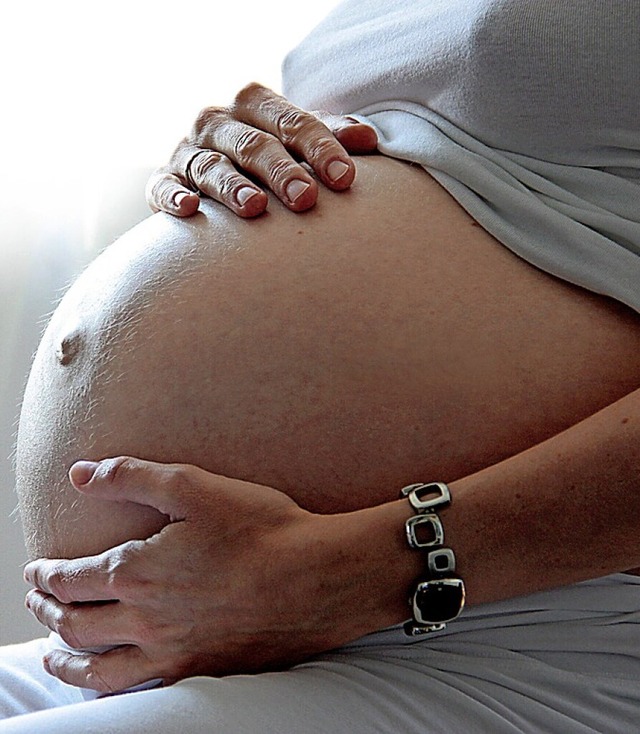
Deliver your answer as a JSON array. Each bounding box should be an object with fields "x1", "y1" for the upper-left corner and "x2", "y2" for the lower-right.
[{"x1": 55, "y1": 324, "x2": 84, "y2": 366}]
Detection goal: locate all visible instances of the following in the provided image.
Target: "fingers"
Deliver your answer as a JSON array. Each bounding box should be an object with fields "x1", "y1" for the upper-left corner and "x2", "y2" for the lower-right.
[
  {"x1": 24, "y1": 457, "x2": 213, "y2": 604},
  {"x1": 44, "y1": 645, "x2": 155, "y2": 693},
  {"x1": 26, "y1": 586, "x2": 184, "y2": 654},
  {"x1": 147, "y1": 152, "x2": 270, "y2": 219},
  {"x1": 25, "y1": 591, "x2": 131, "y2": 649},
  {"x1": 232, "y1": 83, "x2": 357, "y2": 192},
  {"x1": 23, "y1": 531, "x2": 153, "y2": 604},
  {"x1": 24, "y1": 553, "x2": 122, "y2": 603},
  {"x1": 182, "y1": 146, "x2": 271, "y2": 216},
  {"x1": 179, "y1": 115, "x2": 319, "y2": 214},
  {"x1": 147, "y1": 83, "x2": 378, "y2": 219}
]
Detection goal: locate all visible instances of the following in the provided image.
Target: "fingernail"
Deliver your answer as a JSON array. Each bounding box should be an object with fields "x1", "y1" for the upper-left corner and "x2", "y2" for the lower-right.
[
  {"x1": 70, "y1": 460, "x2": 100, "y2": 485},
  {"x1": 286, "y1": 179, "x2": 311, "y2": 203},
  {"x1": 327, "y1": 160, "x2": 350, "y2": 183},
  {"x1": 173, "y1": 192, "x2": 193, "y2": 208},
  {"x1": 43, "y1": 655, "x2": 52, "y2": 675},
  {"x1": 237, "y1": 187, "x2": 260, "y2": 207}
]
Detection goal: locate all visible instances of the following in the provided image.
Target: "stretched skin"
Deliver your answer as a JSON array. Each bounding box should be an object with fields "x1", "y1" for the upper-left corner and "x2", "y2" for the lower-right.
[{"x1": 16, "y1": 156, "x2": 640, "y2": 560}]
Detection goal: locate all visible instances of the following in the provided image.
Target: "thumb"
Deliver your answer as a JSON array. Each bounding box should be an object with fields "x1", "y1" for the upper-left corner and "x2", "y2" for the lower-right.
[{"x1": 69, "y1": 457, "x2": 188, "y2": 520}]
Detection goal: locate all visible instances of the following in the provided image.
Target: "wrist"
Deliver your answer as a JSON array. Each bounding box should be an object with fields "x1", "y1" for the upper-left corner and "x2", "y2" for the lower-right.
[
  {"x1": 401, "y1": 482, "x2": 466, "y2": 635},
  {"x1": 301, "y1": 501, "x2": 423, "y2": 645}
]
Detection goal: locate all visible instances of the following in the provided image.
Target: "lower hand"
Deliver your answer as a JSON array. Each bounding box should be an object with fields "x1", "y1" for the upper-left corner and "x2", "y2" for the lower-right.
[
  {"x1": 146, "y1": 82, "x2": 378, "y2": 218},
  {"x1": 23, "y1": 457, "x2": 359, "y2": 692}
]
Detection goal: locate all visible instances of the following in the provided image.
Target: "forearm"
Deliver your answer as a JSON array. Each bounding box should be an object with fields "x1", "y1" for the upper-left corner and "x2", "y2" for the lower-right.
[
  {"x1": 335, "y1": 386, "x2": 640, "y2": 637},
  {"x1": 450, "y1": 385, "x2": 640, "y2": 604},
  {"x1": 22, "y1": 388, "x2": 640, "y2": 690}
]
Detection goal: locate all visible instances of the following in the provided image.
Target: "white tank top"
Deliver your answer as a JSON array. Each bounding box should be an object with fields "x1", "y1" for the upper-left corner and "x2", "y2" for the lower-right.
[{"x1": 283, "y1": 0, "x2": 640, "y2": 312}]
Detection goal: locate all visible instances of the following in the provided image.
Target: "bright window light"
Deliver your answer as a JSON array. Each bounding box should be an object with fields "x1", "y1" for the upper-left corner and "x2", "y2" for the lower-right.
[{"x1": 0, "y1": 1, "x2": 341, "y2": 233}]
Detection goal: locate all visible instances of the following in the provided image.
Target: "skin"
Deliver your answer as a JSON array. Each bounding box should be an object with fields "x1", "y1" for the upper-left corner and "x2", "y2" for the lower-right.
[
  {"x1": 147, "y1": 83, "x2": 379, "y2": 219},
  {"x1": 17, "y1": 156, "x2": 640, "y2": 690}
]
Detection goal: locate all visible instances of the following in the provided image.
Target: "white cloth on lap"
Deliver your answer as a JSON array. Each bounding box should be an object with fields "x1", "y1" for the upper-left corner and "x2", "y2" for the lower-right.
[
  {"x1": 283, "y1": 0, "x2": 640, "y2": 312},
  {"x1": 0, "y1": 637, "x2": 82, "y2": 720},
  {"x1": 1, "y1": 575, "x2": 639, "y2": 733}
]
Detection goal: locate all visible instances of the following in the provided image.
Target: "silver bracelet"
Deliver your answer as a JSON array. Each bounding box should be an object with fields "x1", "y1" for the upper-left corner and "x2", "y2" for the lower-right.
[{"x1": 401, "y1": 482, "x2": 466, "y2": 636}]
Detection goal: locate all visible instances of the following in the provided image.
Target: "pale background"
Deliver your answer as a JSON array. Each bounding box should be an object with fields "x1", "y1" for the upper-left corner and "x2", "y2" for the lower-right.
[{"x1": 0, "y1": 0, "x2": 340, "y2": 645}]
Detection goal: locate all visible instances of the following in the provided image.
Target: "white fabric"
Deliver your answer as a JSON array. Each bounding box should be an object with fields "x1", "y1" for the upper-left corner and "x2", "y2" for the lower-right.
[
  {"x1": 1, "y1": 575, "x2": 639, "y2": 732},
  {"x1": 283, "y1": 0, "x2": 640, "y2": 313}
]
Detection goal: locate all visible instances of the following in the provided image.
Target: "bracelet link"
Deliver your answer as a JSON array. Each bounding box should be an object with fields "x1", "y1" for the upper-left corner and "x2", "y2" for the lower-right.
[
  {"x1": 405, "y1": 513, "x2": 445, "y2": 549},
  {"x1": 401, "y1": 482, "x2": 451, "y2": 513}
]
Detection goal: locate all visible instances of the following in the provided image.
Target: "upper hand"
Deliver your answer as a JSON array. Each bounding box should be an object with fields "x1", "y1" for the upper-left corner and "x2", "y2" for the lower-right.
[
  {"x1": 23, "y1": 457, "x2": 363, "y2": 692},
  {"x1": 145, "y1": 82, "x2": 378, "y2": 219}
]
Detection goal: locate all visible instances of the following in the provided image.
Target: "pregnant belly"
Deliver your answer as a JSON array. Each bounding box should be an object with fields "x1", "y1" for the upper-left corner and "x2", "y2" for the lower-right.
[
  {"x1": 20, "y1": 156, "x2": 640, "y2": 557},
  {"x1": 166, "y1": 156, "x2": 640, "y2": 512}
]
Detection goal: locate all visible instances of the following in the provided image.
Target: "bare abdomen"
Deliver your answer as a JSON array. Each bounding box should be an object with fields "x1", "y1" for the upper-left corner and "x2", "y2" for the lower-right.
[{"x1": 16, "y1": 156, "x2": 640, "y2": 557}]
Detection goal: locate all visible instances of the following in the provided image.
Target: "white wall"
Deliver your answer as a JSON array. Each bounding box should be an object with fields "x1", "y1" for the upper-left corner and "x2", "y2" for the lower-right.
[{"x1": 0, "y1": 0, "x2": 340, "y2": 646}]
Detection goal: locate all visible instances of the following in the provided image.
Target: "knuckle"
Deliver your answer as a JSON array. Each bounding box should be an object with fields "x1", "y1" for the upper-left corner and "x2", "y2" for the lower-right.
[
  {"x1": 276, "y1": 109, "x2": 318, "y2": 146},
  {"x1": 99, "y1": 456, "x2": 139, "y2": 486},
  {"x1": 46, "y1": 565, "x2": 71, "y2": 602},
  {"x1": 84, "y1": 659, "x2": 115, "y2": 694},
  {"x1": 166, "y1": 462, "x2": 199, "y2": 494},
  {"x1": 129, "y1": 609, "x2": 186, "y2": 646},
  {"x1": 103, "y1": 542, "x2": 141, "y2": 591},
  {"x1": 190, "y1": 151, "x2": 226, "y2": 182},
  {"x1": 55, "y1": 612, "x2": 82, "y2": 650},
  {"x1": 216, "y1": 175, "x2": 240, "y2": 200},
  {"x1": 233, "y1": 82, "x2": 268, "y2": 110},
  {"x1": 217, "y1": 175, "x2": 255, "y2": 204},
  {"x1": 306, "y1": 136, "x2": 341, "y2": 165},
  {"x1": 267, "y1": 158, "x2": 300, "y2": 184},
  {"x1": 191, "y1": 106, "x2": 226, "y2": 139},
  {"x1": 145, "y1": 173, "x2": 172, "y2": 210},
  {"x1": 232, "y1": 129, "x2": 272, "y2": 165}
]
